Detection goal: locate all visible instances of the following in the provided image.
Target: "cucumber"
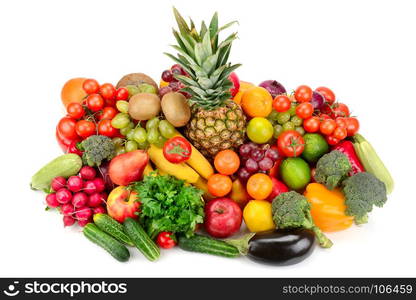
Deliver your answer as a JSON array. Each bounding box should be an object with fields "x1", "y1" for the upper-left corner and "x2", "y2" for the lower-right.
[
  {"x1": 93, "y1": 213, "x2": 133, "y2": 246},
  {"x1": 178, "y1": 234, "x2": 240, "y2": 258},
  {"x1": 31, "y1": 154, "x2": 82, "y2": 191},
  {"x1": 83, "y1": 223, "x2": 130, "y2": 262},
  {"x1": 123, "y1": 218, "x2": 160, "y2": 261}
]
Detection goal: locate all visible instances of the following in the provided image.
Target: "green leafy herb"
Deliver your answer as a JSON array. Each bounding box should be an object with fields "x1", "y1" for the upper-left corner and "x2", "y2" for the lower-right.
[{"x1": 130, "y1": 174, "x2": 204, "y2": 239}]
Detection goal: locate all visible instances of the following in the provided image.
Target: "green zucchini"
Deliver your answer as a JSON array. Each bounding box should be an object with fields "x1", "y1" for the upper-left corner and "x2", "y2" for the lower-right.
[
  {"x1": 93, "y1": 213, "x2": 133, "y2": 246},
  {"x1": 123, "y1": 218, "x2": 160, "y2": 261},
  {"x1": 31, "y1": 154, "x2": 82, "y2": 191},
  {"x1": 178, "y1": 234, "x2": 240, "y2": 258},
  {"x1": 83, "y1": 223, "x2": 130, "y2": 262}
]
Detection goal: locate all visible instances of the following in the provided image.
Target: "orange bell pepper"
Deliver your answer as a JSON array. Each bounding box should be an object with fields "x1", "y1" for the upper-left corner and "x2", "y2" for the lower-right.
[{"x1": 304, "y1": 183, "x2": 353, "y2": 232}]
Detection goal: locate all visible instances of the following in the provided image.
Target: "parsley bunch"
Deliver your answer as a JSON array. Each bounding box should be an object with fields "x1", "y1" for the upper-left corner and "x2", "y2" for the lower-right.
[{"x1": 131, "y1": 174, "x2": 204, "y2": 239}]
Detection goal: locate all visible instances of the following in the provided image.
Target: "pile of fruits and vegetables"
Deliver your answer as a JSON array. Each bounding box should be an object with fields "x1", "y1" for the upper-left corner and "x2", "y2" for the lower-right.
[{"x1": 31, "y1": 8, "x2": 394, "y2": 266}]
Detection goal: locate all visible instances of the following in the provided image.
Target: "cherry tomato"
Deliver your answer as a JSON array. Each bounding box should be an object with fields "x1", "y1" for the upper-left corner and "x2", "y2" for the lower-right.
[
  {"x1": 345, "y1": 117, "x2": 360, "y2": 136},
  {"x1": 326, "y1": 135, "x2": 340, "y2": 146},
  {"x1": 277, "y1": 130, "x2": 305, "y2": 157},
  {"x1": 66, "y1": 103, "x2": 85, "y2": 120},
  {"x1": 303, "y1": 116, "x2": 321, "y2": 133},
  {"x1": 319, "y1": 113, "x2": 332, "y2": 120},
  {"x1": 295, "y1": 102, "x2": 314, "y2": 119},
  {"x1": 99, "y1": 83, "x2": 116, "y2": 100},
  {"x1": 320, "y1": 119, "x2": 336, "y2": 135},
  {"x1": 82, "y1": 79, "x2": 99, "y2": 94},
  {"x1": 315, "y1": 87, "x2": 336, "y2": 105},
  {"x1": 214, "y1": 150, "x2": 240, "y2": 175},
  {"x1": 156, "y1": 232, "x2": 177, "y2": 249},
  {"x1": 98, "y1": 119, "x2": 117, "y2": 137},
  {"x1": 294, "y1": 85, "x2": 313, "y2": 103},
  {"x1": 58, "y1": 117, "x2": 78, "y2": 140},
  {"x1": 115, "y1": 87, "x2": 129, "y2": 100},
  {"x1": 333, "y1": 126, "x2": 347, "y2": 140},
  {"x1": 163, "y1": 137, "x2": 192, "y2": 164},
  {"x1": 273, "y1": 95, "x2": 291, "y2": 112},
  {"x1": 208, "y1": 174, "x2": 232, "y2": 197},
  {"x1": 335, "y1": 117, "x2": 347, "y2": 129},
  {"x1": 98, "y1": 107, "x2": 117, "y2": 121},
  {"x1": 332, "y1": 103, "x2": 350, "y2": 118},
  {"x1": 86, "y1": 94, "x2": 104, "y2": 112},
  {"x1": 75, "y1": 120, "x2": 96, "y2": 139}
]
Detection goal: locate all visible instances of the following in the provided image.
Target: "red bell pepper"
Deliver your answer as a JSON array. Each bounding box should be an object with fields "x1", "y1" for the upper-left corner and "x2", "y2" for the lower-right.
[
  {"x1": 332, "y1": 140, "x2": 364, "y2": 175},
  {"x1": 56, "y1": 126, "x2": 82, "y2": 155}
]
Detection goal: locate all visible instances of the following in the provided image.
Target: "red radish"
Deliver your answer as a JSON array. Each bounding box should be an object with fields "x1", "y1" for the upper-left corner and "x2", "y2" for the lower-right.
[
  {"x1": 67, "y1": 176, "x2": 84, "y2": 192},
  {"x1": 56, "y1": 188, "x2": 73, "y2": 204},
  {"x1": 77, "y1": 218, "x2": 91, "y2": 227},
  {"x1": 72, "y1": 192, "x2": 88, "y2": 208},
  {"x1": 93, "y1": 206, "x2": 106, "y2": 214},
  {"x1": 92, "y1": 178, "x2": 105, "y2": 193},
  {"x1": 83, "y1": 180, "x2": 97, "y2": 195},
  {"x1": 79, "y1": 166, "x2": 96, "y2": 180},
  {"x1": 45, "y1": 193, "x2": 59, "y2": 208},
  {"x1": 61, "y1": 203, "x2": 75, "y2": 216},
  {"x1": 51, "y1": 176, "x2": 66, "y2": 191},
  {"x1": 76, "y1": 207, "x2": 93, "y2": 221},
  {"x1": 63, "y1": 215, "x2": 75, "y2": 227},
  {"x1": 88, "y1": 192, "x2": 105, "y2": 207}
]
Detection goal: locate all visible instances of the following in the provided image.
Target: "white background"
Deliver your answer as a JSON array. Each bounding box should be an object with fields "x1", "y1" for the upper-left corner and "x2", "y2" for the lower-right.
[{"x1": 1, "y1": 0, "x2": 415, "y2": 277}]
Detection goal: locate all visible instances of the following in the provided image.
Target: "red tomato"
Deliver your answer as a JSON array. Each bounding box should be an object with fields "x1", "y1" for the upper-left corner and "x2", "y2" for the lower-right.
[
  {"x1": 332, "y1": 103, "x2": 350, "y2": 118},
  {"x1": 115, "y1": 87, "x2": 129, "y2": 100},
  {"x1": 345, "y1": 117, "x2": 360, "y2": 136},
  {"x1": 99, "y1": 83, "x2": 116, "y2": 100},
  {"x1": 58, "y1": 117, "x2": 78, "y2": 140},
  {"x1": 295, "y1": 102, "x2": 314, "y2": 119},
  {"x1": 82, "y1": 79, "x2": 99, "y2": 94},
  {"x1": 86, "y1": 94, "x2": 104, "y2": 112},
  {"x1": 335, "y1": 117, "x2": 347, "y2": 129},
  {"x1": 98, "y1": 107, "x2": 117, "y2": 121},
  {"x1": 156, "y1": 232, "x2": 176, "y2": 249},
  {"x1": 315, "y1": 87, "x2": 336, "y2": 105},
  {"x1": 163, "y1": 137, "x2": 192, "y2": 163},
  {"x1": 75, "y1": 120, "x2": 96, "y2": 139},
  {"x1": 319, "y1": 113, "x2": 332, "y2": 120},
  {"x1": 294, "y1": 85, "x2": 313, "y2": 103},
  {"x1": 273, "y1": 95, "x2": 291, "y2": 112},
  {"x1": 277, "y1": 130, "x2": 305, "y2": 157},
  {"x1": 320, "y1": 119, "x2": 336, "y2": 135},
  {"x1": 66, "y1": 102, "x2": 85, "y2": 119},
  {"x1": 98, "y1": 119, "x2": 117, "y2": 137},
  {"x1": 333, "y1": 126, "x2": 347, "y2": 140},
  {"x1": 303, "y1": 116, "x2": 321, "y2": 133},
  {"x1": 326, "y1": 135, "x2": 340, "y2": 146}
]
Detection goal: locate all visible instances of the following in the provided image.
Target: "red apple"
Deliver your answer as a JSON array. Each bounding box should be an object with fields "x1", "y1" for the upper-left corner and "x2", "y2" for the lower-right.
[
  {"x1": 205, "y1": 197, "x2": 242, "y2": 238},
  {"x1": 109, "y1": 150, "x2": 148, "y2": 186},
  {"x1": 266, "y1": 177, "x2": 289, "y2": 202},
  {"x1": 228, "y1": 72, "x2": 240, "y2": 97},
  {"x1": 107, "y1": 186, "x2": 140, "y2": 223}
]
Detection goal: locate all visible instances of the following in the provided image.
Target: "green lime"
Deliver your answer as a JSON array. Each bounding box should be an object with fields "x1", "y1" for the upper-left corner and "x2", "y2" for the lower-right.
[
  {"x1": 247, "y1": 117, "x2": 274, "y2": 144},
  {"x1": 280, "y1": 157, "x2": 311, "y2": 190},
  {"x1": 302, "y1": 133, "x2": 329, "y2": 163}
]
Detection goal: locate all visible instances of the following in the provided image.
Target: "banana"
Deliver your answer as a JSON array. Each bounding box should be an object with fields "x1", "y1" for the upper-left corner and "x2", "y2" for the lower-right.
[
  {"x1": 353, "y1": 134, "x2": 394, "y2": 194},
  {"x1": 148, "y1": 144, "x2": 200, "y2": 183}
]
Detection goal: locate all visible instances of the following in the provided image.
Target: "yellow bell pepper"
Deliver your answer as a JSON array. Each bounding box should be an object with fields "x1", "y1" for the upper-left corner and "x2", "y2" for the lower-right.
[{"x1": 304, "y1": 183, "x2": 353, "y2": 232}]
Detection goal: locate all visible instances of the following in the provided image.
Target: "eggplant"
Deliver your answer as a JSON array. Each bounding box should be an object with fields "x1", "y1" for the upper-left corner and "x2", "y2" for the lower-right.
[{"x1": 247, "y1": 229, "x2": 316, "y2": 266}]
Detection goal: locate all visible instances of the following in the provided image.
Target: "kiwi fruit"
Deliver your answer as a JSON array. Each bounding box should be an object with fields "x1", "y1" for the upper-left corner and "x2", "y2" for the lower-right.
[
  {"x1": 128, "y1": 93, "x2": 161, "y2": 120},
  {"x1": 116, "y1": 73, "x2": 158, "y2": 93},
  {"x1": 161, "y1": 92, "x2": 191, "y2": 127}
]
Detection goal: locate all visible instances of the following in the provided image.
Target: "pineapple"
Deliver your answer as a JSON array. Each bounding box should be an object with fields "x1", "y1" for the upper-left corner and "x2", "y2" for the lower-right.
[{"x1": 165, "y1": 8, "x2": 246, "y2": 157}]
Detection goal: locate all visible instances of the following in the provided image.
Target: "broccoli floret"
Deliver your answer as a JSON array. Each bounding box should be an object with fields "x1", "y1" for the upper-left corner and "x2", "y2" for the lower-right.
[
  {"x1": 342, "y1": 172, "x2": 387, "y2": 225},
  {"x1": 314, "y1": 150, "x2": 351, "y2": 190},
  {"x1": 272, "y1": 191, "x2": 333, "y2": 248},
  {"x1": 80, "y1": 135, "x2": 115, "y2": 167}
]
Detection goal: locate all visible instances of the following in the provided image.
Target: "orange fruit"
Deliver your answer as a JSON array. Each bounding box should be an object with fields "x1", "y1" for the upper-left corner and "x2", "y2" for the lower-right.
[
  {"x1": 207, "y1": 174, "x2": 233, "y2": 197},
  {"x1": 246, "y1": 173, "x2": 273, "y2": 200},
  {"x1": 160, "y1": 80, "x2": 169, "y2": 88},
  {"x1": 233, "y1": 90, "x2": 244, "y2": 105},
  {"x1": 239, "y1": 81, "x2": 255, "y2": 93},
  {"x1": 61, "y1": 78, "x2": 87, "y2": 108},
  {"x1": 241, "y1": 87, "x2": 273, "y2": 117},
  {"x1": 214, "y1": 150, "x2": 240, "y2": 175}
]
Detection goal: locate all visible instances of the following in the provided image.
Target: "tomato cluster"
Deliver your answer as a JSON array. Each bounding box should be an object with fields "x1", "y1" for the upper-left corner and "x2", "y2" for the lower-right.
[{"x1": 57, "y1": 79, "x2": 127, "y2": 152}]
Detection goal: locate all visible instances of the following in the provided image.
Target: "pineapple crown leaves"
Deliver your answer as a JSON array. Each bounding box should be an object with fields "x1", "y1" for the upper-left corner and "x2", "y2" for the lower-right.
[{"x1": 164, "y1": 7, "x2": 241, "y2": 110}]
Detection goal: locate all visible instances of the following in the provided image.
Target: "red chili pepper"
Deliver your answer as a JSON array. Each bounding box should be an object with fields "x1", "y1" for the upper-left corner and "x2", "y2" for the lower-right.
[{"x1": 332, "y1": 140, "x2": 364, "y2": 175}]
